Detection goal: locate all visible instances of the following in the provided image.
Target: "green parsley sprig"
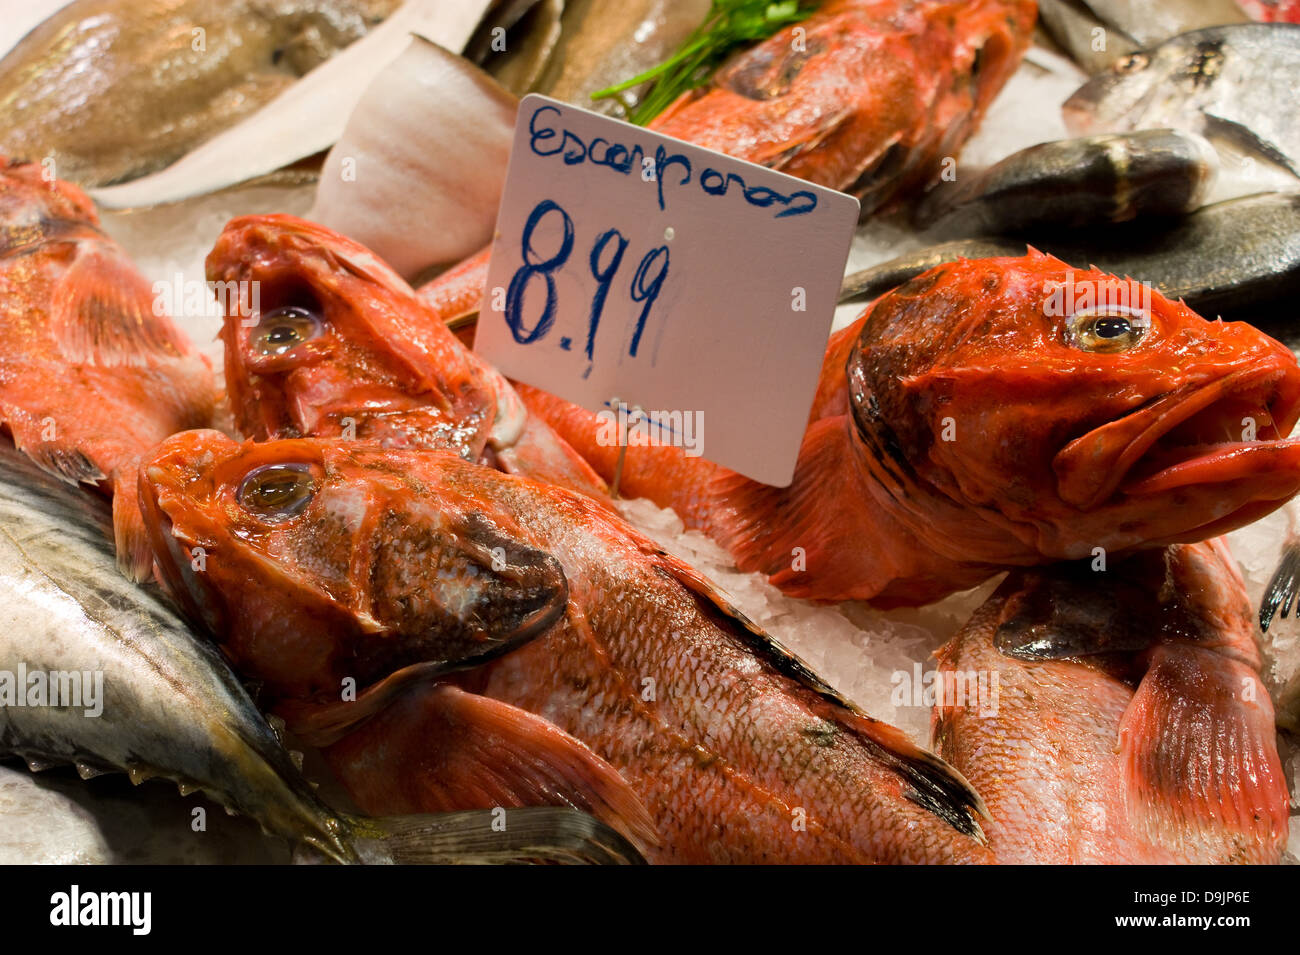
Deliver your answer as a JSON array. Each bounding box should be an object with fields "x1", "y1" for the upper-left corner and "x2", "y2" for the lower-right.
[{"x1": 591, "y1": 0, "x2": 817, "y2": 125}]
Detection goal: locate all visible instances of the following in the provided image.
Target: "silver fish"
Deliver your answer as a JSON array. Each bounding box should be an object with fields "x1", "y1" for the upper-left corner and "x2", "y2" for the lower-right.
[
  {"x1": 533, "y1": 0, "x2": 712, "y2": 116},
  {"x1": 1037, "y1": 0, "x2": 1139, "y2": 73},
  {"x1": 1064, "y1": 24, "x2": 1300, "y2": 177},
  {"x1": 469, "y1": 0, "x2": 566, "y2": 97},
  {"x1": 0, "y1": 439, "x2": 641, "y2": 865},
  {"x1": 0, "y1": 762, "x2": 289, "y2": 863},
  {"x1": 0, "y1": 0, "x2": 401, "y2": 188},
  {"x1": 842, "y1": 193, "x2": 1300, "y2": 325},
  {"x1": 839, "y1": 238, "x2": 1027, "y2": 303},
  {"x1": 917, "y1": 129, "x2": 1218, "y2": 233}
]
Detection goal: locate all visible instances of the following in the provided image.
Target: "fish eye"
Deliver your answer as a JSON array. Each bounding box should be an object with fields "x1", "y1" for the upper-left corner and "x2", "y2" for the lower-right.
[
  {"x1": 250, "y1": 306, "x2": 322, "y2": 356},
  {"x1": 1116, "y1": 52, "x2": 1148, "y2": 73},
  {"x1": 236, "y1": 463, "x2": 316, "y2": 521},
  {"x1": 1067, "y1": 307, "x2": 1148, "y2": 353}
]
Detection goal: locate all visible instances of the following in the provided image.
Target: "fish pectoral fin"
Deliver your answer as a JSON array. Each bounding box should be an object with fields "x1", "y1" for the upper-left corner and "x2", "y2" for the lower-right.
[
  {"x1": 0, "y1": 404, "x2": 105, "y2": 485},
  {"x1": 708, "y1": 415, "x2": 887, "y2": 601},
  {"x1": 340, "y1": 807, "x2": 646, "y2": 865},
  {"x1": 51, "y1": 244, "x2": 186, "y2": 367},
  {"x1": 1201, "y1": 110, "x2": 1300, "y2": 177},
  {"x1": 112, "y1": 469, "x2": 154, "y2": 583},
  {"x1": 321, "y1": 683, "x2": 659, "y2": 852},
  {"x1": 1119, "y1": 645, "x2": 1289, "y2": 859},
  {"x1": 494, "y1": 414, "x2": 610, "y2": 501}
]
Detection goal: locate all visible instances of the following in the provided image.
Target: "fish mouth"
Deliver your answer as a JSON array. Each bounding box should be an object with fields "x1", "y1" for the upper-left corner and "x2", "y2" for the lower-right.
[{"x1": 1055, "y1": 365, "x2": 1300, "y2": 509}]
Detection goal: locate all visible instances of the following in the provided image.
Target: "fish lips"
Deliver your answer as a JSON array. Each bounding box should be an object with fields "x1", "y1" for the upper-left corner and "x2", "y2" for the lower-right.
[{"x1": 1054, "y1": 363, "x2": 1300, "y2": 509}]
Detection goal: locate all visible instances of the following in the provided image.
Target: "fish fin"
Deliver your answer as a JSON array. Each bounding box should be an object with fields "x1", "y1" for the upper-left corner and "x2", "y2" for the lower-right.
[
  {"x1": 1202, "y1": 110, "x2": 1300, "y2": 177},
  {"x1": 709, "y1": 416, "x2": 894, "y2": 601},
  {"x1": 322, "y1": 683, "x2": 659, "y2": 852},
  {"x1": 495, "y1": 414, "x2": 610, "y2": 501},
  {"x1": 281, "y1": 660, "x2": 477, "y2": 747},
  {"x1": 654, "y1": 553, "x2": 990, "y2": 840},
  {"x1": 0, "y1": 406, "x2": 105, "y2": 485},
  {"x1": 111, "y1": 469, "x2": 154, "y2": 582},
  {"x1": 51, "y1": 244, "x2": 184, "y2": 366},
  {"x1": 341, "y1": 807, "x2": 645, "y2": 865},
  {"x1": 1119, "y1": 644, "x2": 1289, "y2": 859},
  {"x1": 1259, "y1": 537, "x2": 1300, "y2": 632}
]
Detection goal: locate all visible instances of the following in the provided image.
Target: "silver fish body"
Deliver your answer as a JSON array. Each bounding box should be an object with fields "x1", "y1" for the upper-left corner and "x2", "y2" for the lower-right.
[
  {"x1": 1081, "y1": 0, "x2": 1247, "y2": 46},
  {"x1": 842, "y1": 193, "x2": 1300, "y2": 327},
  {"x1": 917, "y1": 129, "x2": 1218, "y2": 233},
  {"x1": 1064, "y1": 24, "x2": 1300, "y2": 177},
  {"x1": 1038, "y1": 0, "x2": 1247, "y2": 72},
  {"x1": 0, "y1": 440, "x2": 641, "y2": 864}
]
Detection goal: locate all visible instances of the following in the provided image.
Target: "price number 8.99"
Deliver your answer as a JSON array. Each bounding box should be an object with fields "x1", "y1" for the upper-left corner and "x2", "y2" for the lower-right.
[{"x1": 504, "y1": 199, "x2": 670, "y2": 361}]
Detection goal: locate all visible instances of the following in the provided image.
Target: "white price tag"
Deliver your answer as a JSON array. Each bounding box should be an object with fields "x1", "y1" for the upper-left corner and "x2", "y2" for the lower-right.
[{"x1": 476, "y1": 94, "x2": 859, "y2": 487}]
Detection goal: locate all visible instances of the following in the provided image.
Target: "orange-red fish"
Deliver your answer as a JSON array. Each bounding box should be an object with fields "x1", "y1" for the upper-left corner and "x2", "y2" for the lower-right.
[
  {"x1": 520, "y1": 252, "x2": 1300, "y2": 606},
  {"x1": 140, "y1": 431, "x2": 995, "y2": 864},
  {"x1": 648, "y1": 0, "x2": 1036, "y2": 214},
  {"x1": 932, "y1": 539, "x2": 1288, "y2": 863},
  {"x1": 209, "y1": 214, "x2": 605, "y2": 499},
  {"x1": 0, "y1": 157, "x2": 217, "y2": 579}
]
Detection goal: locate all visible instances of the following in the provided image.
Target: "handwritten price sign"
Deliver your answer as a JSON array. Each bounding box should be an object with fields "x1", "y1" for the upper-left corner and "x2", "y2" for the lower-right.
[{"x1": 477, "y1": 94, "x2": 858, "y2": 486}]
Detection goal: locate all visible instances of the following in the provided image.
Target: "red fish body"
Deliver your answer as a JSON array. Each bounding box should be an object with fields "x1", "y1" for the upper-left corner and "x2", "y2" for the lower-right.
[
  {"x1": 932, "y1": 539, "x2": 1289, "y2": 863},
  {"x1": 649, "y1": 0, "x2": 1036, "y2": 214},
  {"x1": 520, "y1": 252, "x2": 1300, "y2": 606},
  {"x1": 209, "y1": 214, "x2": 605, "y2": 499},
  {"x1": 0, "y1": 158, "x2": 217, "y2": 578},
  {"x1": 140, "y1": 431, "x2": 995, "y2": 864}
]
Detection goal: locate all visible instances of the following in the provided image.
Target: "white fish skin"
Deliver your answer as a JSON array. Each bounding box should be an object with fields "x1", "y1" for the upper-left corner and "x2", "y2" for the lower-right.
[
  {"x1": 88, "y1": 0, "x2": 497, "y2": 210},
  {"x1": 309, "y1": 36, "x2": 518, "y2": 279}
]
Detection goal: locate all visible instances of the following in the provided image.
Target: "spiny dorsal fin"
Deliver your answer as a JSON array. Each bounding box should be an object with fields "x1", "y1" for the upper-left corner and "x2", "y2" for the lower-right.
[{"x1": 652, "y1": 549, "x2": 990, "y2": 840}]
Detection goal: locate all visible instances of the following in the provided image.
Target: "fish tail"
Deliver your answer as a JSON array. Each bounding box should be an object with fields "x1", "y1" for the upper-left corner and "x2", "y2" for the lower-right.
[
  {"x1": 112, "y1": 468, "x2": 155, "y2": 583},
  {"x1": 337, "y1": 808, "x2": 646, "y2": 865},
  {"x1": 1259, "y1": 534, "x2": 1300, "y2": 632}
]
